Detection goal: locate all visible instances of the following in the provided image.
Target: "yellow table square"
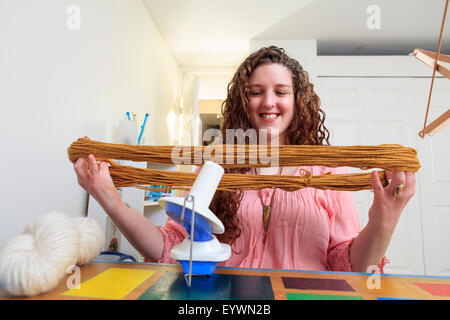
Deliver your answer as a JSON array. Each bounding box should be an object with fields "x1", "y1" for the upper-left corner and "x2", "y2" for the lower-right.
[{"x1": 63, "y1": 267, "x2": 156, "y2": 299}]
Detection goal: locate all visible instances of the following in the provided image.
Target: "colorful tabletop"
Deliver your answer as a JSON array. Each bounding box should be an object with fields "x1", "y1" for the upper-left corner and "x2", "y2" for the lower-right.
[{"x1": 6, "y1": 261, "x2": 450, "y2": 300}]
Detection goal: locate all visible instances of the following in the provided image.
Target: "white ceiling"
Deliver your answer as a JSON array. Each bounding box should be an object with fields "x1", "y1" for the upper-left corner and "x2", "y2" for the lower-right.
[{"x1": 143, "y1": 0, "x2": 450, "y2": 69}]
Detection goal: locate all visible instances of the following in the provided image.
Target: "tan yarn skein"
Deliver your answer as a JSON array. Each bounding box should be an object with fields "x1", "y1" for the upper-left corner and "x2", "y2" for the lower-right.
[{"x1": 67, "y1": 138, "x2": 421, "y2": 192}]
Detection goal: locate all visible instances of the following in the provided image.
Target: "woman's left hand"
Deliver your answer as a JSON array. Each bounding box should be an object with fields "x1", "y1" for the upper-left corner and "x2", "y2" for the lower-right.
[{"x1": 368, "y1": 170, "x2": 416, "y2": 233}]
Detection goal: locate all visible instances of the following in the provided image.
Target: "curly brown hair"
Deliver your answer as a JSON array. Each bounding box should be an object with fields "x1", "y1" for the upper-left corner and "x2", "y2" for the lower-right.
[{"x1": 210, "y1": 45, "x2": 330, "y2": 248}]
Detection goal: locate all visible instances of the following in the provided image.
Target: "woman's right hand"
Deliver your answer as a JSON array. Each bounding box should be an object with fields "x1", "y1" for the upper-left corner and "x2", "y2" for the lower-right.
[{"x1": 73, "y1": 154, "x2": 123, "y2": 212}]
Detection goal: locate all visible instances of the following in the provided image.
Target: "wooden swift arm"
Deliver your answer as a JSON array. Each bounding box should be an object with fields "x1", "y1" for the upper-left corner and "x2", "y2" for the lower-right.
[
  {"x1": 418, "y1": 109, "x2": 450, "y2": 136},
  {"x1": 412, "y1": 48, "x2": 450, "y2": 80}
]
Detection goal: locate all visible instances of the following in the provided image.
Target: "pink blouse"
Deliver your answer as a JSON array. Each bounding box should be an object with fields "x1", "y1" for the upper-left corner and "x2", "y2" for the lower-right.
[{"x1": 155, "y1": 166, "x2": 388, "y2": 273}]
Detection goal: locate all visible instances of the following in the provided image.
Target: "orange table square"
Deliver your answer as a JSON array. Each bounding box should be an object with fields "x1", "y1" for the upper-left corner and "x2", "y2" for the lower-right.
[{"x1": 413, "y1": 283, "x2": 450, "y2": 297}]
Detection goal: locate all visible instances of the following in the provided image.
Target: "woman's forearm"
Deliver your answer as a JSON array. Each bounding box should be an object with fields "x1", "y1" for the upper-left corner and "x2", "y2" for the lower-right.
[
  {"x1": 349, "y1": 221, "x2": 394, "y2": 273},
  {"x1": 73, "y1": 155, "x2": 166, "y2": 262},
  {"x1": 100, "y1": 195, "x2": 165, "y2": 262},
  {"x1": 350, "y1": 171, "x2": 415, "y2": 273}
]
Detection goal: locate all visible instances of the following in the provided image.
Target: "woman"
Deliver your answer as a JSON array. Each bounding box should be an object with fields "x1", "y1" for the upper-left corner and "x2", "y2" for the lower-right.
[{"x1": 74, "y1": 46, "x2": 415, "y2": 273}]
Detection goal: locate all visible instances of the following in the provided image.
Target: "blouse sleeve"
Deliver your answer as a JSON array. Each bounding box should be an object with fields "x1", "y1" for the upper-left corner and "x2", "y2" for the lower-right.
[
  {"x1": 325, "y1": 167, "x2": 390, "y2": 273},
  {"x1": 155, "y1": 217, "x2": 188, "y2": 264}
]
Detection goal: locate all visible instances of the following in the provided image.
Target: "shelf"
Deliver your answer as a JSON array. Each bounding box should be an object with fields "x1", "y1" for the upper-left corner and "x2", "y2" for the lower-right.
[{"x1": 143, "y1": 200, "x2": 160, "y2": 207}]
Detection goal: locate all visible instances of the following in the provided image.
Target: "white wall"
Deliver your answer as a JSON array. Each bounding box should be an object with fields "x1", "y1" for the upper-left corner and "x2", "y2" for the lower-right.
[
  {"x1": 198, "y1": 74, "x2": 233, "y2": 100},
  {"x1": 250, "y1": 39, "x2": 438, "y2": 77},
  {"x1": 0, "y1": 0, "x2": 180, "y2": 245}
]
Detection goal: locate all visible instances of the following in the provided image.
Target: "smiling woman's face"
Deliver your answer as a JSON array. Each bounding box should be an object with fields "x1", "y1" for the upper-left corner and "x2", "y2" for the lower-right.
[{"x1": 247, "y1": 63, "x2": 295, "y2": 145}]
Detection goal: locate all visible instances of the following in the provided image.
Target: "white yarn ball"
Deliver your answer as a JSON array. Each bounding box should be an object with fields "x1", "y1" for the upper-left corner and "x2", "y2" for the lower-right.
[
  {"x1": 73, "y1": 217, "x2": 104, "y2": 265},
  {"x1": 0, "y1": 212, "x2": 81, "y2": 297},
  {"x1": 0, "y1": 212, "x2": 105, "y2": 297}
]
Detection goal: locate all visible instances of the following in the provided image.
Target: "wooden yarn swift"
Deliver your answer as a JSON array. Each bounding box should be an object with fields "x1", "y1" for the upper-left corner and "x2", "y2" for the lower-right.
[
  {"x1": 67, "y1": 138, "x2": 421, "y2": 192},
  {"x1": 412, "y1": 0, "x2": 450, "y2": 137}
]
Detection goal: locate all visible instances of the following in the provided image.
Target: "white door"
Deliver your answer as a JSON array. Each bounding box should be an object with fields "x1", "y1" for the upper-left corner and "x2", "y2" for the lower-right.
[
  {"x1": 316, "y1": 77, "x2": 425, "y2": 275},
  {"x1": 413, "y1": 78, "x2": 450, "y2": 276}
]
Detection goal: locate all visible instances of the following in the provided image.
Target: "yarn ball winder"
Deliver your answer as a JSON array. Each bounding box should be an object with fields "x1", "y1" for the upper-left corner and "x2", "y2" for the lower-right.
[{"x1": 158, "y1": 161, "x2": 231, "y2": 286}]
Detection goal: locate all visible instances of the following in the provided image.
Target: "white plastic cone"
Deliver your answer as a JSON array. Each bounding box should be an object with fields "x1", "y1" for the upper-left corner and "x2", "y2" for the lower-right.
[{"x1": 158, "y1": 160, "x2": 225, "y2": 234}]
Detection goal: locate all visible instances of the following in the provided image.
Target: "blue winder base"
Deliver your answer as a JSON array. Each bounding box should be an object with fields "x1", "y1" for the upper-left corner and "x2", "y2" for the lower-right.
[{"x1": 178, "y1": 260, "x2": 220, "y2": 276}]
